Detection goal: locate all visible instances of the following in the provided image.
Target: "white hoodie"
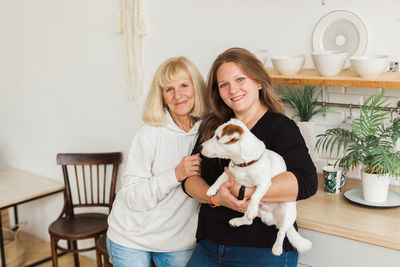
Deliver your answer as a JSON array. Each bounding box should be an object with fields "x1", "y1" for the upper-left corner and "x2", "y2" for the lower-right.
[{"x1": 107, "y1": 112, "x2": 200, "y2": 252}]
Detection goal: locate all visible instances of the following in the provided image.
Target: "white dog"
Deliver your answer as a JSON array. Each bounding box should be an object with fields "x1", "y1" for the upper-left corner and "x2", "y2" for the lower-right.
[{"x1": 201, "y1": 118, "x2": 312, "y2": 256}]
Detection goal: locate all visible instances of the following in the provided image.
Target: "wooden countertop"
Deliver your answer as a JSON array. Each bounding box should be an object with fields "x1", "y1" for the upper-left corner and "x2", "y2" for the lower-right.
[
  {"x1": 297, "y1": 175, "x2": 400, "y2": 250},
  {"x1": 267, "y1": 67, "x2": 400, "y2": 89}
]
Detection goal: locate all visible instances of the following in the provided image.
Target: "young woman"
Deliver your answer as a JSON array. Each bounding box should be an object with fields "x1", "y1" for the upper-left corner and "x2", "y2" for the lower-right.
[
  {"x1": 182, "y1": 47, "x2": 318, "y2": 267},
  {"x1": 106, "y1": 56, "x2": 206, "y2": 267}
]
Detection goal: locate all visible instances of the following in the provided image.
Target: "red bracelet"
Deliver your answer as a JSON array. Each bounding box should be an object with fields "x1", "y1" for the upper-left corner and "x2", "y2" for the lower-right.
[{"x1": 209, "y1": 196, "x2": 220, "y2": 207}]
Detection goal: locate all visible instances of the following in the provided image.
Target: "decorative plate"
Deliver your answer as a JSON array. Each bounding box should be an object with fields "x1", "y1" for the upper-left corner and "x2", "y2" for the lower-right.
[
  {"x1": 344, "y1": 188, "x2": 400, "y2": 208},
  {"x1": 312, "y1": 10, "x2": 368, "y2": 57}
]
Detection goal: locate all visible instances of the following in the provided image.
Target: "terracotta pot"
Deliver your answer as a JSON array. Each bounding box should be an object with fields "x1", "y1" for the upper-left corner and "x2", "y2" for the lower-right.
[{"x1": 361, "y1": 171, "x2": 391, "y2": 203}]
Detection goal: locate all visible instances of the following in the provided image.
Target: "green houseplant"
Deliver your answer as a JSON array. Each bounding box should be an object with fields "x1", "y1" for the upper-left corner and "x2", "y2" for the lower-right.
[
  {"x1": 281, "y1": 85, "x2": 329, "y2": 122},
  {"x1": 281, "y1": 85, "x2": 329, "y2": 162},
  {"x1": 316, "y1": 90, "x2": 400, "y2": 202}
]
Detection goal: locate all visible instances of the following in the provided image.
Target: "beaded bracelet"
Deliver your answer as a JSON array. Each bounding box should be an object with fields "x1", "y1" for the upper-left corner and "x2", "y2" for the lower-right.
[{"x1": 209, "y1": 196, "x2": 220, "y2": 207}]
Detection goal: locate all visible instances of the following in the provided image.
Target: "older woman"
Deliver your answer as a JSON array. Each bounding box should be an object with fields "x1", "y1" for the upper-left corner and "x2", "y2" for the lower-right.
[{"x1": 107, "y1": 56, "x2": 206, "y2": 267}]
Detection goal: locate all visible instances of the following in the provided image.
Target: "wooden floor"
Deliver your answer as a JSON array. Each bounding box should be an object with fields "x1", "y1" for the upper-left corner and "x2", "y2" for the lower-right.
[{"x1": 14, "y1": 231, "x2": 96, "y2": 267}]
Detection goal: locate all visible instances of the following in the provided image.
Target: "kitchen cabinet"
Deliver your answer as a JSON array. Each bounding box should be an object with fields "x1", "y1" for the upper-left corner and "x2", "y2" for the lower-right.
[{"x1": 295, "y1": 175, "x2": 400, "y2": 266}]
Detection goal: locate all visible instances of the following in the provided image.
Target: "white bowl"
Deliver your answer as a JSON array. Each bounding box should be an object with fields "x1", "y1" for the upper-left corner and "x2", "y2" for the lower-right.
[
  {"x1": 350, "y1": 55, "x2": 389, "y2": 77},
  {"x1": 311, "y1": 51, "x2": 347, "y2": 76},
  {"x1": 251, "y1": 49, "x2": 269, "y2": 66},
  {"x1": 271, "y1": 54, "x2": 305, "y2": 75}
]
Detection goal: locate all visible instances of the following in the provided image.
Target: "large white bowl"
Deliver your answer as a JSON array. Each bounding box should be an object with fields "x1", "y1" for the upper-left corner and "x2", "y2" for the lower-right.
[
  {"x1": 271, "y1": 54, "x2": 305, "y2": 75},
  {"x1": 312, "y1": 51, "x2": 347, "y2": 76},
  {"x1": 350, "y1": 55, "x2": 389, "y2": 77}
]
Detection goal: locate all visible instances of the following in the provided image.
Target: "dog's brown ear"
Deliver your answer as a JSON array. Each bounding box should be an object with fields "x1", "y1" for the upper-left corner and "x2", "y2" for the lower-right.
[{"x1": 220, "y1": 124, "x2": 244, "y2": 144}]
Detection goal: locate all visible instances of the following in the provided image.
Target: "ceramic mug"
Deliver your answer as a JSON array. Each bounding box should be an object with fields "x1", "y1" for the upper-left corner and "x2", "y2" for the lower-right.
[{"x1": 322, "y1": 166, "x2": 346, "y2": 194}]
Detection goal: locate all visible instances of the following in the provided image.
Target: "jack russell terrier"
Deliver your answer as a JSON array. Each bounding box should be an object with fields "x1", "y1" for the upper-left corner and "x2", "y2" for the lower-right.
[{"x1": 201, "y1": 118, "x2": 312, "y2": 256}]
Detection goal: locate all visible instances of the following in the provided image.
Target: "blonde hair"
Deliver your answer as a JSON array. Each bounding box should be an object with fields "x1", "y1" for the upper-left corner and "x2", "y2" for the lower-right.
[
  {"x1": 200, "y1": 47, "x2": 284, "y2": 141},
  {"x1": 142, "y1": 57, "x2": 206, "y2": 126}
]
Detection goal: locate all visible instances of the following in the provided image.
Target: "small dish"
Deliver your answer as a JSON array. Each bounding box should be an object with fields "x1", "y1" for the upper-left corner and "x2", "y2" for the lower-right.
[
  {"x1": 350, "y1": 55, "x2": 389, "y2": 77},
  {"x1": 344, "y1": 187, "x2": 400, "y2": 208},
  {"x1": 271, "y1": 55, "x2": 305, "y2": 75}
]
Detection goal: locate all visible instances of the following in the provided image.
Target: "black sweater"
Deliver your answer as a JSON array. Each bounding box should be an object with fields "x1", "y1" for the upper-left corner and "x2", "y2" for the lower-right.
[{"x1": 183, "y1": 111, "x2": 318, "y2": 250}]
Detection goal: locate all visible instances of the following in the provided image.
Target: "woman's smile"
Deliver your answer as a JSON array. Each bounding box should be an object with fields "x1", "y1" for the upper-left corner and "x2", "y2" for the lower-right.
[{"x1": 231, "y1": 94, "x2": 245, "y2": 102}]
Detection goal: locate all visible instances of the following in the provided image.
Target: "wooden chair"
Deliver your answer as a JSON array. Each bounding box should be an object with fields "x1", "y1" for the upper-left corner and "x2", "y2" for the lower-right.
[
  {"x1": 96, "y1": 234, "x2": 112, "y2": 267},
  {"x1": 49, "y1": 152, "x2": 122, "y2": 267},
  {"x1": 96, "y1": 235, "x2": 156, "y2": 267}
]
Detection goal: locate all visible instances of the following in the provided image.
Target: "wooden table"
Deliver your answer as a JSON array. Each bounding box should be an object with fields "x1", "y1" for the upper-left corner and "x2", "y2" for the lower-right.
[
  {"x1": 297, "y1": 174, "x2": 400, "y2": 250},
  {"x1": 0, "y1": 168, "x2": 64, "y2": 267}
]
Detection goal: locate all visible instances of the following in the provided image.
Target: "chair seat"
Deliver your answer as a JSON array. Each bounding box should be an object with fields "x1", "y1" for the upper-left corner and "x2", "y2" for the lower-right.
[{"x1": 49, "y1": 213, "x2": 108, "y2": 240}]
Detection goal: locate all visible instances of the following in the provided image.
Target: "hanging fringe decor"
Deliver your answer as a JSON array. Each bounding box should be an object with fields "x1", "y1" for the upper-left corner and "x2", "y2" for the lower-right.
[{"x1": 117, "y1": 0, "x2": 149, "y2": 103}]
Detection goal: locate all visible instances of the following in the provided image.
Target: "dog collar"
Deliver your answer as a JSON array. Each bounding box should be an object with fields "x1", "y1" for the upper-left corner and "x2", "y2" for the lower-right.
[{"x1": 232, "y1": 155, "x2": 262, "y2": 168}]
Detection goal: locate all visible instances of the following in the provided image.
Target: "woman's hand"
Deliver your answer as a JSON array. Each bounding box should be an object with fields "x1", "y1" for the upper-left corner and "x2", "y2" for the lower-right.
[
  {"x1": 213, "y1": 179, "x2": 249, "y2": 213},
  {"x1": 175, "y1": 154, "x2": 202, "y2": 182}
]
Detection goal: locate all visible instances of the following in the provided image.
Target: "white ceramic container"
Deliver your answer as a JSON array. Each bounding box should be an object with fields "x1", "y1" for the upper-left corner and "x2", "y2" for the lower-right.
[
  {"x1": 252, "y1": 49, "x2": 269, "y2": 66},
  {"x1": 271, "y1": 54, "x2": 305, "y2": 75},
  {"x1": 350, "y1": 55, "x2": 389, "y2": 77},
  {"x1": 361, "y1": 171, "x2": 391, "y2": 203},
  {"x1": 311, "y1": 51, "x2": 347, "y2": 76}
]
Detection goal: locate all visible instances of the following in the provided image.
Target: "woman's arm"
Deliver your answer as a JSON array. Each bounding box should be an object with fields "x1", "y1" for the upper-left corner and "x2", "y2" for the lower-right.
[
  {"x1": 227, "y1": 168, "x2": 298, "y2": 202},
  {"x1": 183, "y1": 175, "x2": 249, "y2": 212},
  {"x1": 121, "y1": 127, "x2": 200, "y2": 212}
]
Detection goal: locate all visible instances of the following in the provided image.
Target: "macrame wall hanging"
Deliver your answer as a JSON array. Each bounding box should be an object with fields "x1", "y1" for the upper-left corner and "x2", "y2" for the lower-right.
[{"x1": 116, "y1": 0, "x2": 149, "y2": 103}]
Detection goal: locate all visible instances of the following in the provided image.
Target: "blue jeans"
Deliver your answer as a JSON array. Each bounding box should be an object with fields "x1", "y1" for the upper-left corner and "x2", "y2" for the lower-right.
[
  {"x1": 186, "y1": 239, "x2": 298, "y2": 267},
  {"x1": 106, "y1": 237, "x2": 194, "y2": 267}
]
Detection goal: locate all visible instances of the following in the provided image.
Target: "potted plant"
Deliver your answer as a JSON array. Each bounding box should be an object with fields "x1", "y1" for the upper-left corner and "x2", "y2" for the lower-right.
[
  {"x1": 281, "y1": 85, "x2": 329, "y2": 162},
  {"x1": 315, "y1": 90, "x2": 400, "y2": 202}
]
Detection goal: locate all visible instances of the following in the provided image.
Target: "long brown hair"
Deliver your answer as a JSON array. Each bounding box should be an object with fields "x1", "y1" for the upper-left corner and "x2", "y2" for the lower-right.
[{"x1": 199, "y1": 47, "x2": 284, "y2": 141}]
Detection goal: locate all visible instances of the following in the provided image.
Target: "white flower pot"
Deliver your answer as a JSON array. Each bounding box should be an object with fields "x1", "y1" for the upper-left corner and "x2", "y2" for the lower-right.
[
  {"x1": 361, "y1": 171, "x2": 391, "y2": 203},
  {"x1": 296, "y1": 121, "x2": 318, "y2": 163}
]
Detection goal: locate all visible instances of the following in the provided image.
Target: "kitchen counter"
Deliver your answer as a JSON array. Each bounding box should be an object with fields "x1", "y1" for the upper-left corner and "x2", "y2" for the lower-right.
[{"x1": 296, "y1": 175, "x2": 400, "y2": 251}]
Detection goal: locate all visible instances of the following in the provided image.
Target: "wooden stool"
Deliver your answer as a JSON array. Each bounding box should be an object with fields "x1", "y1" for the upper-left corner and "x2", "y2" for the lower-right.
[{"x1": 96, "y1": 235, "x2": 112, "y2": 267}]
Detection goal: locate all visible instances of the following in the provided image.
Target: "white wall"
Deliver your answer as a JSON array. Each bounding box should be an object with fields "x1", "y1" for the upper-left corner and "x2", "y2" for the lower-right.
[{"x1": 1, "y1": 0, "x2": 400, "y2": 251}]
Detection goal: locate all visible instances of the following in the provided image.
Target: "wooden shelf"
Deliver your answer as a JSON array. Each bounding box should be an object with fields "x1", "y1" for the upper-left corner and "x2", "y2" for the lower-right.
[
  {"x1": 267, "y1": 68, "x2": 400, "y2": 89},
  {"x1": 297, "y1": 175, "x2": 400, "y2": 251}
]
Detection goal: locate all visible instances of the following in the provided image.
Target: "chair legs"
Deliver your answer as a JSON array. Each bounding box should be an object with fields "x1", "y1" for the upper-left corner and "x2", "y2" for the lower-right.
[
  {"x1": 51, "y1": 235, "x2": 110, "y2": 267},
  {"x1": 71, "y1": 240, "x2": 80, "y2": 267},
  {"x1": 50, "y1": 236, "x2": 58, "y2": 267},
  {"x1": 50, "y1": 237, "x2": 81, "y2": 267}
]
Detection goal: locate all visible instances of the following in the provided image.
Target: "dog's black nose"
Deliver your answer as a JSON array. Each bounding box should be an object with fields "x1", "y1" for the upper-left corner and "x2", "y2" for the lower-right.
[{"x1": 199, "y1": 143, "x2": 203, "y2": 151}]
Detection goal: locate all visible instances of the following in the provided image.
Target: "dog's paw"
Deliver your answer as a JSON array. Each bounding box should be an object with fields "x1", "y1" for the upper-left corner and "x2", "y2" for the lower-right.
[
  {"x1": 206, "y1": 187, "x2": 218, "y2": 196},
  {"x1": 296, "y1": 239, "x2": 312, "y2": 253},
  {"x1": 229, "y1": 217, "x2": 253, "y2": 227},
  {"x1": 272, "y1": 244, "x2": 283, "y2": 256}
]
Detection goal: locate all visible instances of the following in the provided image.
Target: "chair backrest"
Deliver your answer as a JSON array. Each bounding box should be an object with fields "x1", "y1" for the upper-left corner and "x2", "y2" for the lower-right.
[{"x1": 57, "y1": 152, "x2": 122, "y2": 217}]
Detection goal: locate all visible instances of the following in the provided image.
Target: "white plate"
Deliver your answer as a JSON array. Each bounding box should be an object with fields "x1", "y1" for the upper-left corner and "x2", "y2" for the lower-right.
[
  {"x1": 312, "y1": 10, "x2": 368, "y2": 57},
  {"x1": 344, "y1": 188, "x2": 400, "y2": 208}
]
